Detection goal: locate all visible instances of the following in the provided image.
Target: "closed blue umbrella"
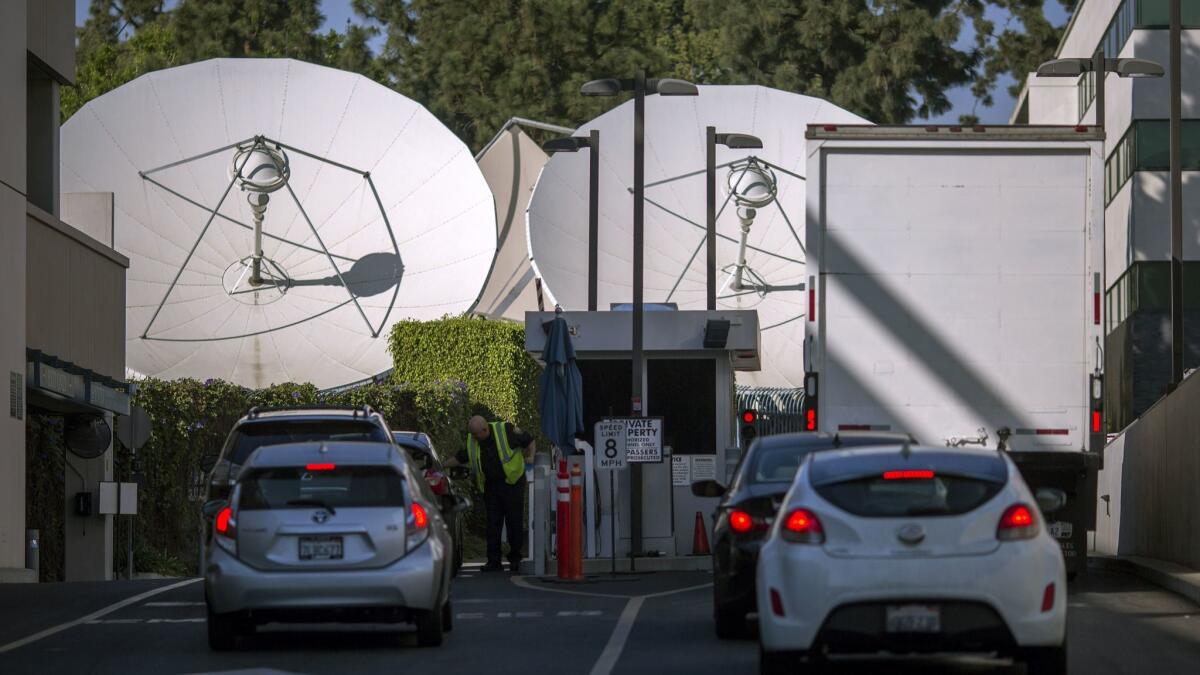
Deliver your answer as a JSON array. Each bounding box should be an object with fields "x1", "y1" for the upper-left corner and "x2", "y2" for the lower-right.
[{"x1": 539, "y1": 312, "x2": 585, "y2": 454}]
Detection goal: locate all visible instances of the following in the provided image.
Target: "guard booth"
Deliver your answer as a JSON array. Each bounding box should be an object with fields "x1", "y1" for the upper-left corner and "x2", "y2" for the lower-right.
[{"x1": 525, "y1": 309, "x2": 760, "y2": 567}]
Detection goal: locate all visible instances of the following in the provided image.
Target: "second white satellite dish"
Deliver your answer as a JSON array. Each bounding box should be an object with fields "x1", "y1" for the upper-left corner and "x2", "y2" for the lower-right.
[
  {"x1": 61, "y1": 58, "x2": 496, "y2": 389},
  {"x1": 526, "y1": 85, "x2": 869, "y2": 388}
]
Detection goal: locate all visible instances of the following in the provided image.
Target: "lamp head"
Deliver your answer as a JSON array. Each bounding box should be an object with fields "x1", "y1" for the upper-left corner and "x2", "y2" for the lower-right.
[
  {"x1": 649, "y1": 78, "x2": 699, "y2": 96},
  {"x1": 1115, "y1": 58, "x2": 1165, "y2": 78},
  {"x1": 542, "y1": 136, "x2": 591, "y2": 153},
  {"x1": 1036, "y1": 58, "x2": 1089, "y2": 77},
  {"x1": 581, "y1": 78, "x2": 623, "y2": 96},
  {"x1": 716, "y1": 133, "x2": 763, "y2": 149}
]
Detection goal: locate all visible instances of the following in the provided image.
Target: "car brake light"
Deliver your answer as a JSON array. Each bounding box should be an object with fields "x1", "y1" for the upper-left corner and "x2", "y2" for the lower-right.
[
  {"x1": 406, "y1": 502, "x2": 431, "y2": 552},
  {"x1": 780, "y1": 508, "x2": 824, "y2": 544},
  {"x1": 411, "y1": 502, "x2": 429, "y2": 529},
  {"x1": 997, "y1": 504, "x2": 1039, "y2": 541},
  {"x1": 215, "y1": 506, "x2": 234, "y2": 536},
  {"x1": 306, "y1": 463, "x2": 336, "y2": 471},
  {"x1": 728, "y1": 509, "x2": 754, "y2": 534},
  {"x1": 770, "y1": 588, "x2": 785, "y2": 617},
  {"x1": 1041, "y1": 582, "x2": 1056, "y2": 612},
  {"x1": 883, "y1": 470, "x2": 934, "y2": 480}
]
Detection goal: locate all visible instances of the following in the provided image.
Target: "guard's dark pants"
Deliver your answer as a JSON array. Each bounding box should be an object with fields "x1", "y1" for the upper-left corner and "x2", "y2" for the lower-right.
[{"x1": 484, "y1": 480, "x2": 524, "y2": 566}]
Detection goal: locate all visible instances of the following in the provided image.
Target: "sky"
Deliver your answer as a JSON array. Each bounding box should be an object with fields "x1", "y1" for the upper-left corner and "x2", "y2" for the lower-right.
[{"x1": 76, "y1": 0, "x2": 1072, "y2": 125}]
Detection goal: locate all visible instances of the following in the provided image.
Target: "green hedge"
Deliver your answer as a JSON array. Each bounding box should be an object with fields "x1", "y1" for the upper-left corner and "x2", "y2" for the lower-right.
[
  {"x1": 113, "y1": 377, "x2": 473, "y2": 576},
  {"x1": 25, "y1": 414, "x2": 66, "y2": 582},
  {"x1": 388, "y1": 316, "x2": 541, "y2": 433}
]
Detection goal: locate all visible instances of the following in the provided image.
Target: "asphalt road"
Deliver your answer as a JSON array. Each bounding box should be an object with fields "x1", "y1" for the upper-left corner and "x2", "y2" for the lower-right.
[{"x1": 1, "y1": 566, "x2": 1197, "y2": 674}]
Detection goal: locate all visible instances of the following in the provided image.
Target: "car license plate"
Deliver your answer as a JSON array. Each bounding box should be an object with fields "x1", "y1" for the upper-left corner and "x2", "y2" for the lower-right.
[
  {"x1": 885, "y1": 604, "x2": 940, "y2": 633},
  {"x1": 1048, "y1": 520, "x2": 1073, "y2": 540},
  {"x1": 299, "y1": 536, "x2": 343, "y2": 561}
]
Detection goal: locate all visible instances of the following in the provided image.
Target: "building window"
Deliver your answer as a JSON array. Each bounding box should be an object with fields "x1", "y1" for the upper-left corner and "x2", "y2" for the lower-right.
[
  {"x1": 1077, "y1": 0, "x2": 1200, "y2": 121},
  {"x1": 1104, "y1": 119, "x2": 1200, "y2": 204},
  {"x1": 1105, "y1": 261, "x2": 1200, "y2": 333},
  {"x1": 1136, "y1": 0, "x2": 1200, "y2": 27}
]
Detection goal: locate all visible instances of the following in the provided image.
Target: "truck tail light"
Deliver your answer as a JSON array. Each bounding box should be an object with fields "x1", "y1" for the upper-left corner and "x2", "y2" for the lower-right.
[{"x1": 997, "y1": 504, "x2": 1039, "y2": 541}]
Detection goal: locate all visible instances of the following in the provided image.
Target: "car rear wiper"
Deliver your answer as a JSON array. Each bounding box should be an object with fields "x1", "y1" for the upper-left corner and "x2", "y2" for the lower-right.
[{"x1": 287, "y1": 498, "x2": 337, "y2": 515}]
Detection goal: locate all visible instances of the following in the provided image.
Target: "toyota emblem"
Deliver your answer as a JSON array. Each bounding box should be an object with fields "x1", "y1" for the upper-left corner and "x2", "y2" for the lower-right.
[{"x1": 312, "y1": 510, "x2": 330, "y2": 524}]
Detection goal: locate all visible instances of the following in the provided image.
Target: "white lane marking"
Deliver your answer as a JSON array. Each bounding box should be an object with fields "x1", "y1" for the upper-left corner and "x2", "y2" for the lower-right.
[
  {"x1": 0, "y1": 577, "x2": 201, "y2": 654},
  {"x1": 590, "y1": 583, "x2": 711, "y2": 675},
  {"x1": 508, "y1": 574, "x2": 712, "y2": 675},
  {"x1": 588, "y1": 597, "x2": 644, "y2": 675},
  {"x1": 456, "y1": 613, "x2": 485, "y2": 620},
  {"x1": 515, "y1": 611, "x2": 542, "y2": 618},
  {"x1": 510, "y1": 575, "x2": 633, "y2": 599},
  {"x1": 145, "y1": 601, "x2": 205, "y2": 607},
  {"x1": 84, "y1": 618, "x2": 205, "y2": 625}
]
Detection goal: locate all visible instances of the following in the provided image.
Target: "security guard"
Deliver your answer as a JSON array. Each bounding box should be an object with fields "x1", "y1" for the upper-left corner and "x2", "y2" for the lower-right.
[{"x1": 446, "y1": 415, "x2": 536, "y2": 572}]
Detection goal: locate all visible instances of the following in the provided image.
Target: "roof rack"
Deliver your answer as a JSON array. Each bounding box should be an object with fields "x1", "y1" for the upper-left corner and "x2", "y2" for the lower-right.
[{"x1": 245, "y1": 404, "x2": 376, "y2": 419}]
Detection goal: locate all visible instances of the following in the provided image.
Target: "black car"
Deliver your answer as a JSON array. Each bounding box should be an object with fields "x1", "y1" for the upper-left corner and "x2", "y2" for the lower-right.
[
  {"x1": 692, "y1": 430, "x2": 917, "y2": 639},
  {"x1": 392, "y1": 431, "x2": 466, "y2": 575}
]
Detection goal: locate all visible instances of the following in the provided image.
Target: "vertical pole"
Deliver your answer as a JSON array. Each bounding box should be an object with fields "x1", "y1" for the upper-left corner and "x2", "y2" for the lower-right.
[
  {"x1": 610, "y1": 471, "x2": 617, "y2": 574},
  {"x1": 706, "y1": 126, "x2": 717, "y2": 310},
  {"x1": 631, "y1": 70, "x2": 646, "y2": 562},
  {"x1": 1169, "y1": 0, "x2": 1185, "y2": 388},
  {"x1": 589, "y1": 129, "x2": 600, "y2": 312},
  {"x1": 1093, "y1": 50, "x2": 1105, "y2": 131}
]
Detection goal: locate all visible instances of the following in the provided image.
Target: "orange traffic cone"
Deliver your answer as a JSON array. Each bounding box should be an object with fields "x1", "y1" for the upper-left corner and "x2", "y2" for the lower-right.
[{"x1": 692, "y1": 511, "x2": 711, "y2": 556}]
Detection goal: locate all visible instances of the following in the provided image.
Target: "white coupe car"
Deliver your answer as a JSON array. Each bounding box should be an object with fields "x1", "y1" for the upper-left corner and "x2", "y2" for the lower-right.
[{"x1": 756, "y1": 444, "x2": 1067, "y2": 674}]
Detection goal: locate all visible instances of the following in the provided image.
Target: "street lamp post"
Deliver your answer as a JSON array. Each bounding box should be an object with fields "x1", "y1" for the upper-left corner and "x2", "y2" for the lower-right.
[
  {"x1": 706, "y1": 128, "x2": 763, "y2": 310},
  {"x1": 582, "y1": 71, "x2": 698, "y2": 559},
  {"x1": 1169, "y1": 0, "x2": 1184, "y2": 388},
  {"x1": 543, "y1": 130, "x2": 601, "y2": 311}
]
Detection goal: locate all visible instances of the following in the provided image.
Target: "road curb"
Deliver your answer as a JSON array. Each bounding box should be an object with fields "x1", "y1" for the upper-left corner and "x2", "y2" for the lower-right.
[{"x1": 1088, "y1": 554, "x2": 1200, "y2": 606}]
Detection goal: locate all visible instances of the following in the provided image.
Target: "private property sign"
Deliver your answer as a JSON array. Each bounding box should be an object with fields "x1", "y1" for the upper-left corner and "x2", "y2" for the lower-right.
[
  {"x1": 623, "y1": 417, "x2": 663, "y2": 463},
  {"x1": 593, "y1": 417, "x2": 665, "y2": 465}
]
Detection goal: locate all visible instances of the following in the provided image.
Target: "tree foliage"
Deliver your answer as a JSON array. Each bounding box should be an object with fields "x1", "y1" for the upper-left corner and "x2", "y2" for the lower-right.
[{"x1": 68, "y1": 1, "x2": 1077, "y2": 141}]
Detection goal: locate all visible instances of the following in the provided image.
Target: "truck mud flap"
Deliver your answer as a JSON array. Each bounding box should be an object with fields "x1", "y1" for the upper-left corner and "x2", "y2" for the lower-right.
[{"x1": 1007, "y1": 452, "x2": 1100, "y2": 579}]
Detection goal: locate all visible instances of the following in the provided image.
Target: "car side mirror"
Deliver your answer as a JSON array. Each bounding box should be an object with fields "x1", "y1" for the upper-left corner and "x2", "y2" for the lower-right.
[
  {"x1": 201, "y1": 499, "x2": 228, "y2": 520},
  {"x1": 448, "y1": 465, "x2": 470, "y2": 480},
  {"x1": 1035, "y1": 488, "x2": 1067, "y2": 515},
  {"x1": 691, "y1": 479, "x2": 728, "y2": 498},
  {"x1": 199, "y1": 454, "x2": 219, "y2": 474}
]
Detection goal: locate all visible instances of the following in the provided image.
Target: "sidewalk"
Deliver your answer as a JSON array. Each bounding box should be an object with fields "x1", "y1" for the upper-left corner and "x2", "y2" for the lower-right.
[{"x1": 1089, "y1": 554, "x2": 1200, "y2": 606}]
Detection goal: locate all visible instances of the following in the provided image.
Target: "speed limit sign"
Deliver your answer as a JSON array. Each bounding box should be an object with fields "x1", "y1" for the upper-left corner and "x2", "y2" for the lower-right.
[{"x1": 594, "y1": 419, "x2": 627, "y2": 470}]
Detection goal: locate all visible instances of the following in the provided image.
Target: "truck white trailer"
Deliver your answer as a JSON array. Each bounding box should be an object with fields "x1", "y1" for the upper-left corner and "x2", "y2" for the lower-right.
[{"x1": 802, "y1": 125, "x2": 1106, "y2": 576}]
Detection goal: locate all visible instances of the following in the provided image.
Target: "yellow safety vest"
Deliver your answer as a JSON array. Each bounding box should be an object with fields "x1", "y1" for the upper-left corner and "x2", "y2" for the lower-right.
[{"x1": 466, "y1": 421, "x2": 525, "y2": 491}]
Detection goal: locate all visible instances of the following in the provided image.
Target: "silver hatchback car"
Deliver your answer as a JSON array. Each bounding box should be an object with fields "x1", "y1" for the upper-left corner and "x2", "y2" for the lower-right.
[{"x1": 202, "y1": 441, "x2": 466, "y2": 650}]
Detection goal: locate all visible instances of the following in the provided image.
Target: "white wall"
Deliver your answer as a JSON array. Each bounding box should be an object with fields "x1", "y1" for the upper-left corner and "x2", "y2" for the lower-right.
[{"x1": 1130, "y1": 171, "x2": 1200, "y2": 261}]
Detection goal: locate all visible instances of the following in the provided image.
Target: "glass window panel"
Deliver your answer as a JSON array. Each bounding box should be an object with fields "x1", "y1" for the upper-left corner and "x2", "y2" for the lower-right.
[{"x1": 1135, "y1": 120, "x2": 1171, "y2": 169}]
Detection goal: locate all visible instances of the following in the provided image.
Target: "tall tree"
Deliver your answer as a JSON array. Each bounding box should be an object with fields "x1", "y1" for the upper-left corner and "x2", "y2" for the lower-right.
[
  {"x1": 357, "y1": 0, "x2": 711, "y2": 151},
  {"x1": 63, "y1": 0, "x2": 384, "y2": 121}
]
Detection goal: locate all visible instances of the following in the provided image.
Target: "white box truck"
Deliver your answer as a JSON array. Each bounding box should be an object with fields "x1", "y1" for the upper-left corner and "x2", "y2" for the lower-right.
[{"x1": 802, "y1": 125, "x2": 1106, "y2": 577}]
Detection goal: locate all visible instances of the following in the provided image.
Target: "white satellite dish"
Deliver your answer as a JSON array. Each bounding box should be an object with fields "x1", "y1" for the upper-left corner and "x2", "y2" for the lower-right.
[
  {"x1": 526, "y1": 85, "x2": 869, "y2": 388},
  {"x1": 61, "y1": 59, "x2": 496, "y2": 389}
]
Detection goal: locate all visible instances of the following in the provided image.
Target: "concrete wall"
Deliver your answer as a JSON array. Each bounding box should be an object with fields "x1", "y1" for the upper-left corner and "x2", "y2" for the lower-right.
[
  {"x1": 1095, "y1": 369, "x2": 1200, "y2": 568},
  {"x1": 61, "y1": 192, "x2": 115, "y2": 248},
  {"x1": 25, "y1": 0, "x2": 74, "y2": 84},
  {"x1": 0, "y1": 0, "x2": 29, "y2": 579},
  {"x1": 26, "y1": 204, "x2": 128, "y2": 381}
]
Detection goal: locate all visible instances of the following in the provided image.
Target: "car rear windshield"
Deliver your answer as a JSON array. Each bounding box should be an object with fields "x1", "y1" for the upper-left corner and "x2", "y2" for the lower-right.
[
  {"x1": 238, "y1": 466, "x2": 407, "y2": 510},
  {"x1": 814, "y1": 475, "x2": 1004, "y2": 517},
  {"x1": 229, "y1": 421, "x2": 389, "y2": 466},
  {"x1": 809, "y1": 450, "x2": 1007, "y2": 517},
  {"x1": 748, "y1": 436, "x2": 912, "y2": 484}
]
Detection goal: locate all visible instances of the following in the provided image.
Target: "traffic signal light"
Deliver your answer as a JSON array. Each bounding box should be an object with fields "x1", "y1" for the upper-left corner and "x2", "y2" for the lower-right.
[{"x1": 740, "y1": 409, "x2": 758, "y2": 446}]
